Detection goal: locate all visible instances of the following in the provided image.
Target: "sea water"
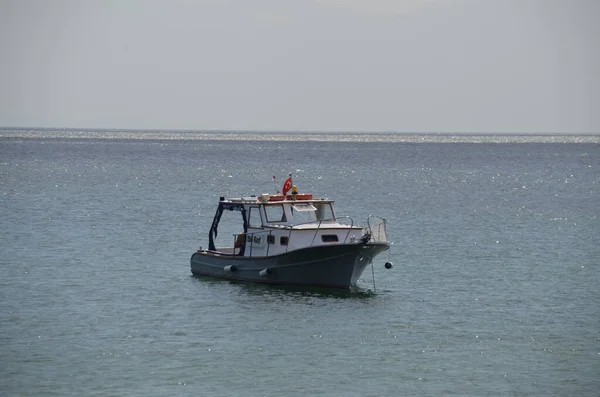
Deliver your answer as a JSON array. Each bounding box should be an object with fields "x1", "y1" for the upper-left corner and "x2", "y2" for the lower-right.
[{"x1": 1, "y1": 131, "x2": 598, "y2": 396}]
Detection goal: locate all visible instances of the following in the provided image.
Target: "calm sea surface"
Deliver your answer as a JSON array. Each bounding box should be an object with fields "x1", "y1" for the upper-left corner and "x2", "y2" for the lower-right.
[{"x1": 1, "y1": 131, "x2": 598, "y2": 396}]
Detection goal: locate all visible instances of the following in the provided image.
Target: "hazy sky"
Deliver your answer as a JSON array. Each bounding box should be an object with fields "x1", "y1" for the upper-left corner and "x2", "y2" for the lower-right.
[{"x1": 1, "y1": 0, "x2": 598, "y2": 133}]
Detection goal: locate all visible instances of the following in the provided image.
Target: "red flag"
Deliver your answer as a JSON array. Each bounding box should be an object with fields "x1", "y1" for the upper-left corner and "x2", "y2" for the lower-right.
[{"x1": 282, "y1": 176, "x2": 292, "y2": 195}]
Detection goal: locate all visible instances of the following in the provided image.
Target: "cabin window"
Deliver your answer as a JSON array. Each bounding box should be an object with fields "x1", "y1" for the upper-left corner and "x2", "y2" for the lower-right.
[
  {"x1": 267, "y1": 235, "x2": 275, "y2": 244},
  {"x1": 321, "y1": 235, "x2": 339, "y2": 243},
  {"x1": 280, "y1": 236, "x2": 289, "y2": 246},
  {"x1": 289, "y1": 203, "x2": 317, "y2": 223},
  {"x1": 314, "y1": 203, "x2": 335, "y2": 221},
  {"x1": 265, "y1": 204, "x2": 286, "y2": 223},
  {"x1": 292, "y1": 203, "x2": 317, "y2": 212},
  {"x1": 248, "y1": 206, "x2": 262, "y2": 228}
]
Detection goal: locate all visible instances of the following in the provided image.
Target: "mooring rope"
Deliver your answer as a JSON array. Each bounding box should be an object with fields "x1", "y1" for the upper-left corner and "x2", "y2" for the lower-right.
[{"x1": 371, "y1": 261, "x2": 376, "y2": 293}]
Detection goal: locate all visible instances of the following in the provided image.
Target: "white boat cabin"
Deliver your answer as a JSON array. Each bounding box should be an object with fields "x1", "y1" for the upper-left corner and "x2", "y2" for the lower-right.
[{"x1": 207, "y1": 193, "x2": 367, "y2": 257}]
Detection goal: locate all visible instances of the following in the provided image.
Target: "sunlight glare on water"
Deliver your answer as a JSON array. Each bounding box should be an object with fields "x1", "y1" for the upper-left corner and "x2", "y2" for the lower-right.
[{"x1": 1, "y1": 131, "x2": 598, "y2": 396}]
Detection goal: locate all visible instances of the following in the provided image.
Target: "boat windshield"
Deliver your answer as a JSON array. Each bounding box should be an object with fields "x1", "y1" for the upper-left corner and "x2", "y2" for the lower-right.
[
  {"x1": 314, "y1": 202, "x2": 335, "y2": 221},
  {"x1": 289, "y1": 203, "x2": 317, "y2": 225},
  {"x1": 248, "y1": 206, "x2": 262, "y2": 228},
  {"x1": 289, "y1": 202, "x2": 335, "y2": 224},
  {"x1": 289, "y1": 203, "x2": 316, "y2": 223},
  {"x1": 264, "y1": 204, "x2": 286, "y2": 223}
]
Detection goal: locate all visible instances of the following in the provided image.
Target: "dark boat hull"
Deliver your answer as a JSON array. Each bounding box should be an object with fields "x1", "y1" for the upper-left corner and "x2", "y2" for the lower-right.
[{"x1": 190, "y1": 243, "x2": 389, "y2": 289}]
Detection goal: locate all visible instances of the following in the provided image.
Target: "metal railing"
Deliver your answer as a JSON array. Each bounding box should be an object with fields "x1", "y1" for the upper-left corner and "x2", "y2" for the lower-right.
[
  {"x1": 233, "y1": 229, "x2": 275, "y2": 257},
  {"x1": 233, "y1": 215, "x2": 388, "y2": 258},
  {"x1": 308, "y1": 216, "x2": 354, "y2": 246},
  {"x1": 365, "y1": 215, "x2": 389, "y2": 243}
]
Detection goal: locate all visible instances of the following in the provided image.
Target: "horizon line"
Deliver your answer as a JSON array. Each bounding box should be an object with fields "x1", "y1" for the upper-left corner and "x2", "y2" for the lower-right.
[{"x1": 1, "y1": 126, "x2": 599, "y2": 136}]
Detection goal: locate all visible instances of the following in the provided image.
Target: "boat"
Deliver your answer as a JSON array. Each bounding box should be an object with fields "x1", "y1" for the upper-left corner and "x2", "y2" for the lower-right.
[{"x1": 190, "y1": 180, "x2": 390, "y2": 289}]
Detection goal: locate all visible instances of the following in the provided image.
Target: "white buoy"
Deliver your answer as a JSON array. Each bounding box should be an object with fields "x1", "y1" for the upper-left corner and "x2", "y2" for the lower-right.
[
  {"x1": 259, "y1": 268, "x2": 272, "y2": 277},
  {"x1": 224, "y1": 265, "x2": 237, "y2": 272}
]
